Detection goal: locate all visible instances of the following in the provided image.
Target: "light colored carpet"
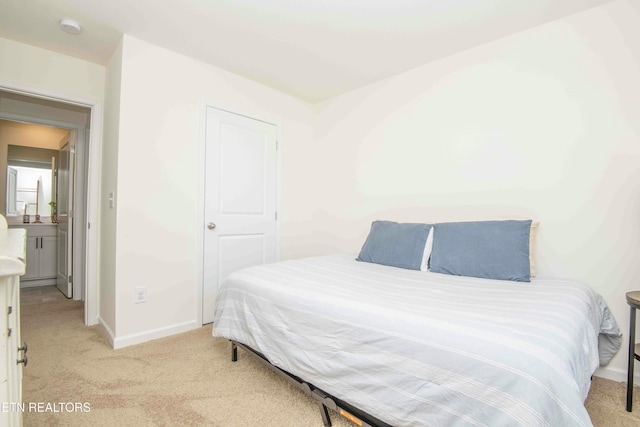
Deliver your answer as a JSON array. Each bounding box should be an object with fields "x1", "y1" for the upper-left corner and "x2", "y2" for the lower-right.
[{"x1": 19, "y1": 287, "x2": 640, "y2": 427}]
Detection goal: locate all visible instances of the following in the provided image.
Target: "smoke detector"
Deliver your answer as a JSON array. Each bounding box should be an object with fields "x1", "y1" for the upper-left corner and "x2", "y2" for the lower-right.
[{"x1": 59, "y1": 19, "x2": 82, "y2": 35}]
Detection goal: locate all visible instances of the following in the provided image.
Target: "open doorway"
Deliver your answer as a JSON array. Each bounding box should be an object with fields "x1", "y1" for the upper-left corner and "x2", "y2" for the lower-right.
[{"x1": 0, "y1": 89, "x2": 95, "y2": 324}]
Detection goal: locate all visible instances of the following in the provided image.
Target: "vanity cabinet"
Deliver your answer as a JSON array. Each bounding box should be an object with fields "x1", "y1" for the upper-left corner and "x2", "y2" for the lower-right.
[
  {"x1": 0, "y1": 228, "x2": 26, "y2": 427},
  {"x1": 9, "y1": 225, "x2": 57, "y2": 286}
]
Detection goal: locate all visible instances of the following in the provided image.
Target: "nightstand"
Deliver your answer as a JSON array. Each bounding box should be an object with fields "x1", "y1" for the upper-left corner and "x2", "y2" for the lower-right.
[{"x1": 627, "y1": 291, "x2": 640, "y2": 412}]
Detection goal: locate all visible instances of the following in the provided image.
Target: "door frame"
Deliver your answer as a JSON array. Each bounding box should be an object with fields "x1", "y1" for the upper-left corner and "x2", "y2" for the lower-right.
[
  {"x1": 197, "y1": 100, "x2": 282, "y2": 326},
  {"x1": 0, "y1": 80, "x2": 103, "y2": 326}
]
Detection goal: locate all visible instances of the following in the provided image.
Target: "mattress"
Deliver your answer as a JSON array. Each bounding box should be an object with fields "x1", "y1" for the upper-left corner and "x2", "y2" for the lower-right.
[{"x1": 212, "y1": 254, "x2": 621, "y2": 427}]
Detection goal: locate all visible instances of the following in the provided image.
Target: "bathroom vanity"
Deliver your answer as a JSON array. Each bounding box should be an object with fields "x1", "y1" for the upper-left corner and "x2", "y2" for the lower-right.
[{"x1": 8, "y1": 224, "x2": 57, "y2": 287}]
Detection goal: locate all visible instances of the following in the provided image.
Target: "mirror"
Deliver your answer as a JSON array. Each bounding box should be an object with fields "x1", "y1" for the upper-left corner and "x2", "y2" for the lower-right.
[{"x1": 6, "y1": 145, "x2": 59, "y2": 217}]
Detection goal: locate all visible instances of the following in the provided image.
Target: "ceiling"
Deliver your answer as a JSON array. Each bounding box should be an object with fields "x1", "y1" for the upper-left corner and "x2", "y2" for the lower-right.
[{"x1": 0, "y1": 0, "x2": 613, "y2": 103}]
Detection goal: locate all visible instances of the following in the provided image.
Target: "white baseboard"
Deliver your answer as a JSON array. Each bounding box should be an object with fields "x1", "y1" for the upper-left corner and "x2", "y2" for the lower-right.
[
  {"x1": 112, "y1": 320, "x2": 199, "y2": 350},
  {"x1": 98, "y1": 316, "x2": 116, "y2": 347},
  {"x1": 594, "y1": 365, "x2": 640, "y2": 385}
]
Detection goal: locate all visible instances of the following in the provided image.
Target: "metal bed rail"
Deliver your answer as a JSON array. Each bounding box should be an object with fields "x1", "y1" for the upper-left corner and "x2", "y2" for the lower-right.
[{"x1": 230, "y1": 340, "x2": 392, "y2": 427}]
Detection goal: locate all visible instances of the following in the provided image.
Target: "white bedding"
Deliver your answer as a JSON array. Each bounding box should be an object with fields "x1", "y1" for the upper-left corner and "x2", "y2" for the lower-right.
[{"x1": 212, "y1": 254, "x2": 621, "y2": 427}]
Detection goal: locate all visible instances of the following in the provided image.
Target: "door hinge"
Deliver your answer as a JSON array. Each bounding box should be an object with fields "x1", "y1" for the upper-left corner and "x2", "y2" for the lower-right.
[
  {"x1": 276, "y1": 140, "x2": 279, "y2": 151},
  {"x1": 68, "y1": 275, "x2": 72, "y2": 284},
  {"x1": 275, "y1": 212, "x2": 278, "y2": 221}
]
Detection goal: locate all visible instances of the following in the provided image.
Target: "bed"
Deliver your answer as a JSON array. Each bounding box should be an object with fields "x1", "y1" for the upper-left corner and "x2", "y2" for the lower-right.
[{"x1": 212, "y1": 220, "x2": 622, "y2": 427}]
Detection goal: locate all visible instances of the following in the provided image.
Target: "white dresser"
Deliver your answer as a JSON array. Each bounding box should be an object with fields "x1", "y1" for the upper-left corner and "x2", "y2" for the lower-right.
[{"x1": 0, "y1": 229, "x2": 26, "y2": 427}]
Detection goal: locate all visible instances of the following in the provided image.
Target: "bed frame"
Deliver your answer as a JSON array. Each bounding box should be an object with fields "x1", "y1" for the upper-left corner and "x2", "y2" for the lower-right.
[{"x1": 230, "y1": 340, "x2": 392, "y2": 427}]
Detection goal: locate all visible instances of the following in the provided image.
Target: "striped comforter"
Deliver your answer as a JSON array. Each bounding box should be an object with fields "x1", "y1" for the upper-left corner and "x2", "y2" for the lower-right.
[{"x1": 212, "y1": 254, "x2": 621, "y2": 427}]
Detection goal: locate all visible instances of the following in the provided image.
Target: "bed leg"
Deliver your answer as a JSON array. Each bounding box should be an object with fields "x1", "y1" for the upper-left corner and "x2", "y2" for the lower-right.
[
  {"x1": 231, "y1": 341, "x2": 238, "y2": 362},
  {"x1": 318, "y1": 402, "x2": 332, "y2": 427}
]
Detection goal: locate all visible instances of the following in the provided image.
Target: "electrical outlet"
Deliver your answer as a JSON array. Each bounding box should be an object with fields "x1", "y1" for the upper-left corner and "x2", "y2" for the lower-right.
[{"x1": 134, "y1": 286, "x2": 147, "y2": 304}]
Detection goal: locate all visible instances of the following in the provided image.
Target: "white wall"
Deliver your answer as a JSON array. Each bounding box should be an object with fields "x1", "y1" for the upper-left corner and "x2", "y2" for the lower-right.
[
  {"x1": 310, "y1": 0, "x2": 640, "y2": 379},
  {"x1": 109, "y1": 35, "x2": 315, "y2": 347},
  {"x1": 0, "y1": 38, "x2": 105, "y2": 101}
]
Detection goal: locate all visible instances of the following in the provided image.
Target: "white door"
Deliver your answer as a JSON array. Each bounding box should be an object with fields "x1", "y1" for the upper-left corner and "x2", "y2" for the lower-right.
[
  {"x1": 202, "y1": 107, "x2": 278, "y2": 324},
  {"x1": 57, "y1": 132, "x2": 75, "y2": 298}
]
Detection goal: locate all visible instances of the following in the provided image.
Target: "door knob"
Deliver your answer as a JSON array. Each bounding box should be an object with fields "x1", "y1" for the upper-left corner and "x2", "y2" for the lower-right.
[{"x1": 207, "y1": 222, "x2": 217, "y2": 230}]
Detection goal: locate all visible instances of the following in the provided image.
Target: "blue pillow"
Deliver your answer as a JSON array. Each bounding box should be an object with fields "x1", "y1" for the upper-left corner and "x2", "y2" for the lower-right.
[
  {"x1": 357, "y1": 221, "x2": 432, "y2": 270},
  {"x1": 430, "y1": 220, "x2": 532, "y2": 282}
]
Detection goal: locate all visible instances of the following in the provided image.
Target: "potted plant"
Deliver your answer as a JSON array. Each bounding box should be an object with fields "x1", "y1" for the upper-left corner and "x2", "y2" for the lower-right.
[{"x1": 49, "y1": 201, "x2": 58, "y2": 223}]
